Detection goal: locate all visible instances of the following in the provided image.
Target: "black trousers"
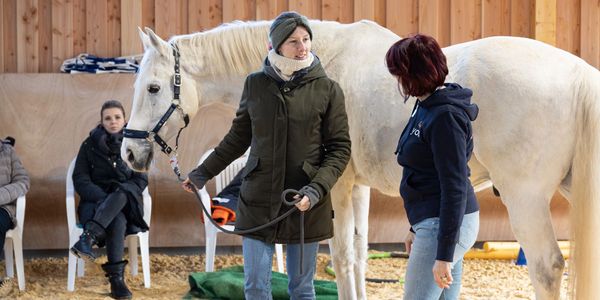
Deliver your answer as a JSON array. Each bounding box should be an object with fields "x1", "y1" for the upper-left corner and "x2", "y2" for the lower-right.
[
  {"x1": 0, "y1": 208, "x2": 13, "y2": 259},
  {"x1": 80, "y1": 191, "x2": 129, "y2": 263}
]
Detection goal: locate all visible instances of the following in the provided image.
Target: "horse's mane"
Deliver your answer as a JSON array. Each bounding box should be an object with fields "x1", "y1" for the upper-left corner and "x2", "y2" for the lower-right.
[{"x1": 171, "y1": 21, "x2": 271, "y2": 77}]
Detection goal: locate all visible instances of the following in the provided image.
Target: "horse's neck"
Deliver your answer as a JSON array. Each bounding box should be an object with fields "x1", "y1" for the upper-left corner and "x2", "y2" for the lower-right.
[
  {"x1": 173, "y1": 20, "x2": 399, "y2": 109},
  {"x1": 175, "y1": 22, "x2": 270, "y2": 79}
]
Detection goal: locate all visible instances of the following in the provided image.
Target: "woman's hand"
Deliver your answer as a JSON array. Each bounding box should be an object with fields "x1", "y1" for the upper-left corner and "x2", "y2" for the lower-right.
[
  {"x1": 432, "y1": 260, "x2": 453, "y2": 289},
  {"x1": 181, "y1": 178, "x2": 195, "y2": 193},
  {"x1": 404, "y1": 231, "x2": 415, "y2": 254},
  {"x1": 293, "y1": 194, "x2": 311, "y2": 212}
]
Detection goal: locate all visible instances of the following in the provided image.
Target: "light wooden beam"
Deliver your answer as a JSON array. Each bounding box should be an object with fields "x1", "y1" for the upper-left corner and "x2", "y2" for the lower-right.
[
  {"x1": 534, "y1": 0, "x2": 557, "y2": 45},
  {"x1": 121, "y1": 0, "x2": 143, "y2": 56}
]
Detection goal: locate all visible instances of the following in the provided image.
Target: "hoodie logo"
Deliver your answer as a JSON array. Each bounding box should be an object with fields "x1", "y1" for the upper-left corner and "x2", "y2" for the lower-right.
[{"x1": 410, "y1": 122, "x2": 423, "y2": 138}]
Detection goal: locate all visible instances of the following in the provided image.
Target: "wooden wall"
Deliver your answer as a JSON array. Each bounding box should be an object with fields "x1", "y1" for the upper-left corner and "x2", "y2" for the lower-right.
[
  {"x1": 0, "y1": 0, "x2": 599, "y2": 73},
  {"x1": 0, "y1": 0, "x2": 586, "y2": 249},
  {"x1": 0, "y1": 74, "x2": 570, "y2": 249}
]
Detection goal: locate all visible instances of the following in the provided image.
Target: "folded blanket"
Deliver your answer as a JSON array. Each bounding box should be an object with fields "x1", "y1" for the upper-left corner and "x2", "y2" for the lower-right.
[
  {"x1": 61, "y1": 53, "x2": 141, "y2": 73},
  {"x1": 185, "y1": 265, "x2": 338, "y2": 300}
]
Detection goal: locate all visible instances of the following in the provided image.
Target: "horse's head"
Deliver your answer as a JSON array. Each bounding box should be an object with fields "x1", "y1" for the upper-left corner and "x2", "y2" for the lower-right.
[{"x1": 122, "y1": 28, "x2": 199, "y2": 172}]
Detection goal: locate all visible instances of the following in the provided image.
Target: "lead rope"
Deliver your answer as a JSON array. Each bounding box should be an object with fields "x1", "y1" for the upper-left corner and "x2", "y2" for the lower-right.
[{"x1": 171, "y1": 165, "x2": 306, "y2": 274}]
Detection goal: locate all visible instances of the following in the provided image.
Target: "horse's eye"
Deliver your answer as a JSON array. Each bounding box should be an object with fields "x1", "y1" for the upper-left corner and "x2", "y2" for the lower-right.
[{"x1": 147, "y1": 84, "x2": 160, "y2": 94}]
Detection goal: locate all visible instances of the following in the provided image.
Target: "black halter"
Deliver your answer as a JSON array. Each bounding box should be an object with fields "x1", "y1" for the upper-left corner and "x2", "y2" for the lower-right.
[{"x1": 123, "y1": 44, "x2": 190, "y2": 180}]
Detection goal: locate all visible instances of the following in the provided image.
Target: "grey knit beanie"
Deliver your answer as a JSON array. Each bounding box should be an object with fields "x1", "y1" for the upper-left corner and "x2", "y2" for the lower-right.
[{"x1": 269, "y1": 11, "x2": 313, "y2": 53}]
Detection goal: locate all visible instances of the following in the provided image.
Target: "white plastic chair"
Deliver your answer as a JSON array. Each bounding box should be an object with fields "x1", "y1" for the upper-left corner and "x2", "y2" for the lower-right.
[
  {"x1": 4, "y1": 195, "x2": 26, "y2": 291},
  {"x1": 66, "y1": 158, "x2": 152, "y2": 291},
  {"x1": 198, "y1": 149, "x2": 284, "y2": 273}
]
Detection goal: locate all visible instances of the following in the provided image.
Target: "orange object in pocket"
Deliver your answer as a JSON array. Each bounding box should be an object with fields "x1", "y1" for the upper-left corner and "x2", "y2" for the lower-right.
[{"x1": 211, "y1": 206, "x2": 236, "y2": 226}]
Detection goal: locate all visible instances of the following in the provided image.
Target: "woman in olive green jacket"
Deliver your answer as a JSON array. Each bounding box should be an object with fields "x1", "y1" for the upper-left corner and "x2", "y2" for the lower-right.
[{"x1": 183, "y1": 11, "x2": 350, "y2": 300}]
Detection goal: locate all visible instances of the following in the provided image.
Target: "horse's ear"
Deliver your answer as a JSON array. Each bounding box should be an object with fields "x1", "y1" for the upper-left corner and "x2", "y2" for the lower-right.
[
  {"x1": 138, "y1": 27, "x2": 151, "y2": 51},
  {"x1": 144, "y1": 27, "x2": 169, "y2": 57}
]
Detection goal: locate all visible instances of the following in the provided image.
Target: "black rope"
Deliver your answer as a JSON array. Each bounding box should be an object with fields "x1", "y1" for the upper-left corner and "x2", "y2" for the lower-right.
[{"x1": 187, "y1": 184, "x2": 302, "y2": 235}]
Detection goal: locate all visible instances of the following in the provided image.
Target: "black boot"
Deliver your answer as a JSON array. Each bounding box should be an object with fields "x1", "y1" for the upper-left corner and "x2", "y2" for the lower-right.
[
  {"x1": 70, "y1": 220, "x2": 106, "y2": 260},
  {"x1": 102, "y1": 260, "x2": 132, "y2": 300}
]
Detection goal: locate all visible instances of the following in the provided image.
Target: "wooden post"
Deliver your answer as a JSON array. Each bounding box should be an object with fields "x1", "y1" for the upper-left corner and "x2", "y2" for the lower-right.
[
  {"x1": 580, "y1": 0, "x2": 600, "y2": 68},
  {"x1": 121, "y1": 0, "x2": 143, "y2": 56},
  {"x1": 386, "y1": 0, "x2": 418, "y2": 38},
  {"x1": 418, "y1": 0, "x2": 450, "y2": 47},
  {"x1": 534, "y1": 0, "x2": 557, "y2": 46}
]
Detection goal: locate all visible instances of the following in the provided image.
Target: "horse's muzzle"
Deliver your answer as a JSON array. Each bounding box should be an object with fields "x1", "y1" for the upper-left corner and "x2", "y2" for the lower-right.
[{"x1": 121, "y1": 139, "x2": 154, "y2": 172}]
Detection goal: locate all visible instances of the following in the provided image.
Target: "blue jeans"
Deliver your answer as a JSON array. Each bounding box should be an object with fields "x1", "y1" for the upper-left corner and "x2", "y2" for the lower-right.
[
  {"x1": 242, "y1": 237, "x2": 319, "y2": 300},
  {"x1": 403, "y1": 211, "x2": 479, "y2": 300}
]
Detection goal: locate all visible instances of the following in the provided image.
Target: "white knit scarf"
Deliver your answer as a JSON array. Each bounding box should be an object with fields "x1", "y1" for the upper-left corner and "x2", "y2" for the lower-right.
[{"x1": 267, "y1": 49, "x2": 314, "y2": 81}]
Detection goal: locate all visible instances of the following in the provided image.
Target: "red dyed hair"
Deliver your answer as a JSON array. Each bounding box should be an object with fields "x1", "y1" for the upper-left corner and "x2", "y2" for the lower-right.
[{"x1": 385, "y1": 34, "x2": 448, "y2": 98}]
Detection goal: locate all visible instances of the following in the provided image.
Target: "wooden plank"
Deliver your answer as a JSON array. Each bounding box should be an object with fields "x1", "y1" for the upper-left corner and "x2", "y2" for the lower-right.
[
  {"x1": 386, "y1": 0, "x2": 418, "y2": 37},
  {"x1": 189, "y1": 0, "x2": 222, "y2": 32},
  {"x1": 38, "y1": 0, "x2": 53, "y2": 72},
  {"x1": 2, "y1": 0, "x2": 18, "y2": 72},
  {"x1": 121, "y1": 0, "x2": 143, "y2": 56},
  {"x1": 418, "y1": 0, "x2": 451, "y2": 47},
  {"x1": 72, "y1": 0, "x2": 86, "y2": 55},
  {"x1": 288, "y1": 0, "x2": 322, "y2": 19},
  {"x1": 354, "y1": 0, "x2": 375, "y2": 21},
  {"x1": 52, "y1": 0, "x2": 74, "y2": 72},
  {"x1": 510, "y1": 0, "x2": 534, "y2": 37},
  {"x1": 86, "y1": 0, "x2": 109, "y2": 57},
  {"x1": 256, "y1": 0, "x2": 287, "y2": 20},
  {"x1": 374, "y1": 0, "x2": 386, "y2": 26},
  {"x1": 223, "y1": 0, "x2": 256, "y2": 22},
  {"x1": 107, "y1": 0, "x2": 121, "y2": 57},
  {"x1": 534, "y1": 0, "x2": 557, "y2": 46},
  {"x1": 482, "y1": 0, "x2": 510, "y2": 37},
  {"x1": 580, "y1": 0, "x2": 599, "y2": 68},
  {"x1": 450, "y1": 0, "x2": 482, "y2": 44},
  {"x1": 322, "y1": 0, "x2": 353, "y2": 23},
  {"x1": 556, "y1": 0, "x2": 580, "y2": 56},
  {"x1": 17, "y1": 0, "x2": 39, "y2": 73},
  {"x1": 0, "y1": 0, "x2": 4, "y2": 72},
  {"x1": 154, "y1": 0, "x2": 183, "y2": 39},
  {"x1": 180, "y1": 0, "x2": 188, "y2": 34},
  {"x1": 141, "y1": 0, "x2": 154, "y2": 31}
]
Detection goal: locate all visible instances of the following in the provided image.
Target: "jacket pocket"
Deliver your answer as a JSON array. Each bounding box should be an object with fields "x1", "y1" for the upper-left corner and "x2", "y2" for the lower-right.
[
  {"x1": 301, "y1": 160, "x2": 318, "y2": 180},
  {"x1": 242, "y1": 156, "x2": 259, "y2": 179},
  {"x1": 239, "y1": 156, "x2": 269, "y2": 208}
]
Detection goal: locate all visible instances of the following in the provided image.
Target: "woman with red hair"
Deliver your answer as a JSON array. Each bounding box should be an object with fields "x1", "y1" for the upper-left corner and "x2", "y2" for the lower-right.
[{"x1": 386, "y1": 34, "x2": 480, "y2": 299}]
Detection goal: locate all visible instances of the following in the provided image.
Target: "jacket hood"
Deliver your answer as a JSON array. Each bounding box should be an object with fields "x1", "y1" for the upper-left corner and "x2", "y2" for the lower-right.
[
  {"x1": 419, "y1": 83, "x2": 478, "y2": 121},
  {"x1": 90, "y1": 125, "x2": 123, "y2": 155}
]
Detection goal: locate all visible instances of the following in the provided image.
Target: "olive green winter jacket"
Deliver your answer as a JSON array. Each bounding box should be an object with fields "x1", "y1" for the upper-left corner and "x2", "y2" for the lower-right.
[{"x1": 190, "y1": 58, "x2": 351, "y2": 243}]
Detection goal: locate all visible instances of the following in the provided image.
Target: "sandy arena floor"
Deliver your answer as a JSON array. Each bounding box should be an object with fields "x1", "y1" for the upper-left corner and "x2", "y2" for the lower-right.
[{"x1": 0, "y1": 251, "x2": 569, "y2": 299}]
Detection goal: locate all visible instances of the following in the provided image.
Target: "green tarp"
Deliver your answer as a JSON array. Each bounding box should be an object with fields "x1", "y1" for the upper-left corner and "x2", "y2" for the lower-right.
[{"x1": 185, "y1": 265, "x2": 338, "y2": 300}]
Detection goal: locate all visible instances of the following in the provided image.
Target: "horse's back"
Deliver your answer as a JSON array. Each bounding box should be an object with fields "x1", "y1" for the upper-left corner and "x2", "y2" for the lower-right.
[{"x1": 446, "y1": 37, "x2": 590, "y2": 192}]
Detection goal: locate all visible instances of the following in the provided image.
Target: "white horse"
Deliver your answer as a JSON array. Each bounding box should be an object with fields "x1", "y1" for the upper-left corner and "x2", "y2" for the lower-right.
[{"x1": 122, "y1": 20, "x2": 600, "y2": 299}]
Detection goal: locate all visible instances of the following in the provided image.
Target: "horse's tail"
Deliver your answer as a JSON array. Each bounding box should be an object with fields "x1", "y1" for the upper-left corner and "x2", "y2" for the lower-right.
[{"x1": 570, "y1": 63, "x2": 600, "y2": 299}]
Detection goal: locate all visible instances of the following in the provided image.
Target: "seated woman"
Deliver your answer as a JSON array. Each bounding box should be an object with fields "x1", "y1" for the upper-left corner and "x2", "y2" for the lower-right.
[
  {"x1": 70, "y1": 100, "x2": 148, "y2": 300},
  {"x1": 0, "y1": 137, "x2": 29, "y2": 290}
]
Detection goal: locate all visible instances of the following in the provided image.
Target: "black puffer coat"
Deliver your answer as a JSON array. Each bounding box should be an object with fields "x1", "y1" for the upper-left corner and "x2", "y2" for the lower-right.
[{"x1": 73, "y1": 125, "x2": 148, "y2": 231}]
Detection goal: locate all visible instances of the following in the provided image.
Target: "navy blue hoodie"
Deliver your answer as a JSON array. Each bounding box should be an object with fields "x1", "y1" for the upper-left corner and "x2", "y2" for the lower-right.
[{"x1": 395, "y1": 83, "x2": 479, "y2": 262}]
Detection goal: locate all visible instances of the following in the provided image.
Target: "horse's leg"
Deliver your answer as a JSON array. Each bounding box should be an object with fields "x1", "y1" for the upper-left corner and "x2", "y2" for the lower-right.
[
  {"x1": 329, "y1": 169, "x2": 357, "y2": 300},
  {"x1": 351, "y1": 184, "x2": 370, "y2": 300},
  {"x1": 501, "y1": 188, "x2": 564, "y2": 300}
]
